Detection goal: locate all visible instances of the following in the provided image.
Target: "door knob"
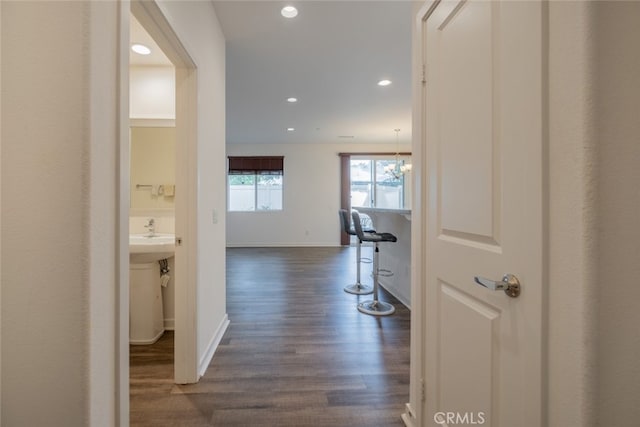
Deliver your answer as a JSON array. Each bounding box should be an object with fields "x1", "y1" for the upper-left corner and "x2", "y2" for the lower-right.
[{"x1": 474, "y1": 274, "x2": 521, "y2": 298}]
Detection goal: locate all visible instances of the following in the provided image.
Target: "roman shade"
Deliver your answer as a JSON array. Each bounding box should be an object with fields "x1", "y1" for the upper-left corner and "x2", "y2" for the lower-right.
[{"x1": 228, "y1": 156, "x2": 284, "y2": 175}]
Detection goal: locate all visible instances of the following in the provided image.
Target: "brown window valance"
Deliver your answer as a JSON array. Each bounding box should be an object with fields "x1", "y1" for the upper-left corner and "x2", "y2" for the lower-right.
[{"x1": 228, "y1": 156, "x2": 284, "y2": 175}]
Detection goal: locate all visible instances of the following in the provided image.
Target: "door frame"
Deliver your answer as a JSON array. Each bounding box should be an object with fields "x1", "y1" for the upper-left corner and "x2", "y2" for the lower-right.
[
  {"x1": 401, "y1": 2, "x2": 436, "y2": 426},
  {"x1": 118, "y1": 0, "x2": 199, "y2": 423}
]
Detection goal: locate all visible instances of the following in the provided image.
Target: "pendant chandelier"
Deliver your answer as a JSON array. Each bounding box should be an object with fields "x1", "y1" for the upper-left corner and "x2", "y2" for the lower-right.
[{"x1": 384, "y1": 128, "x2": 412, "y2": 179}]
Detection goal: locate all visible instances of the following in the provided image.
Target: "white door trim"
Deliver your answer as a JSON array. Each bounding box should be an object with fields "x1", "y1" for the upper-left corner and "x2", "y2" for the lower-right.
[
  {"x1": 404, "y1": 4, "x2": 438, "y2": 426},
  {"x1": 172, "y1": 63, "x2": 198, "y2": 384},
  {"x1": 116, "y1": 4, "x2": 131, "y2": 425}
]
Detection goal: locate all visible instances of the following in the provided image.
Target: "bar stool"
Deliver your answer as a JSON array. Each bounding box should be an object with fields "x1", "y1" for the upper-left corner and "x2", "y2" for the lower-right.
[
  {"x1": 351, "y1": 210, "x2": 397, "y2": 316},
  {"x1": 339, "y1": 209, "x2": 374, "y2": 295}
]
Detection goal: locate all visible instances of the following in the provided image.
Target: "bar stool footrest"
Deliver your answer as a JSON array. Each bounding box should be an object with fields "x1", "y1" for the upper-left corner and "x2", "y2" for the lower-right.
[
  {"x1": 344, "y1": 283, "x2": 374, "y2": 295},
  {"x1": 376, "y1": 268, "x2": 394, "y2": 277},
  {"x1": 359, "y1": 257, "x2": 373, "y2": 264},
  {"x1": 357, "y1": 300, "x2": 396, "y2": 316}
]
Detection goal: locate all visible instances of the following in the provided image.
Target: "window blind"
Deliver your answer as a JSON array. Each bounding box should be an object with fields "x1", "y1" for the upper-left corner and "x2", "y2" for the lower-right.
[{"x1": 228, "y1": 156, "x2": 284, "y2": 175}]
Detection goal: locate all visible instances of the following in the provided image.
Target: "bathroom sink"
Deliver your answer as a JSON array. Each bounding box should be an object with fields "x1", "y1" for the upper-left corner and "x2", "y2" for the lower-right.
[{"x1": 129, "y1": 233, "x2": 175, "y2": 264}]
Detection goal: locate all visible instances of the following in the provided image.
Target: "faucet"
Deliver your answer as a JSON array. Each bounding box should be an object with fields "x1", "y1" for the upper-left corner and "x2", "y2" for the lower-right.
[{"x1": 144, "y1": 218, "x2": 156, "y2": 236}]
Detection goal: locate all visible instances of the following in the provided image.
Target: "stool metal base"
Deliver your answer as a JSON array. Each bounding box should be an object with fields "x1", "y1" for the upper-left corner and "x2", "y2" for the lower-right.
[
  {"x1": 357, "y1": 300, "x2": 396, "y2": 316},
  {"x1": 344, "y1": 283, "x2": 373, "y2": 295}
]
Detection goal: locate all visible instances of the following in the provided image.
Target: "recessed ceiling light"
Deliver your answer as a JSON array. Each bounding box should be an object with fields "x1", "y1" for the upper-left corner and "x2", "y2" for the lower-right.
[
  {"x1": 287, "y1": 127, "x2": 295, "y2": 132},
  {"x1": 287, "y1": 97, "x2": 298, "y2": 103},
  {"x1": 131, "y1": 44, "x2": 151, "y2": 55},
  {"x1": 377, "y1": 79, "x2": 392, "y2": 87},
  {"x1": 281, "y1": 6, "x2": 298, "y2": 18}
]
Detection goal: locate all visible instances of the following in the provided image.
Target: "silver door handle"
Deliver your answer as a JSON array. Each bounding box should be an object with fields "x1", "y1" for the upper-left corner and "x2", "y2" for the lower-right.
[{"x1": 474, "y1": 274, "x2": 521, "y2": 298}]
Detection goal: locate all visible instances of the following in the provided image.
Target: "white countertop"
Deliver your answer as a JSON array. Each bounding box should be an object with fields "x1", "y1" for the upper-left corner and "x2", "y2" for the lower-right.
[
  {"x1": 356, "y1": 207, "x2": 410, "y2": 214},
  {"x1": 356, "y1": 207, "x2": 411, "y2": 220}
]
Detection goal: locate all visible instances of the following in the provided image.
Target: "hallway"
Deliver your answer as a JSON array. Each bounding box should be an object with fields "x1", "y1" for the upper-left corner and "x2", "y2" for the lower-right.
[{"x1": 131, "y1": 247, "x2": 410, "y2": 426}]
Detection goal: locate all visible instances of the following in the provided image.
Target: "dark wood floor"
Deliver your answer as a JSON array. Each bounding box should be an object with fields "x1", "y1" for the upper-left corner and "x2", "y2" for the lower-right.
[{"x1": 130, "y1": 246, "x2": 410, "y2": 426}]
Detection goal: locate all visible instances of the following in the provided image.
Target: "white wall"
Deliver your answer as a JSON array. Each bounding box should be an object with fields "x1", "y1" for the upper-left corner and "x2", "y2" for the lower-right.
[
  {"x1": 155, "y1": 0, "x2": 228, "y2": 372},
  {"x1": 528, "y1": 2, "x2": 640, "y2": 425},
  {"x1": 547, "y1": 2, "x2": 640, "y2": 424},
  {"x1": 592, "y1": 2, "x2": 640, "y2": 424},
  {"x1": 226, "y1": 142, "x2": 410, "y2": 247},
  {"x1": 130, "y1": 126, "x2": 176, "y2": 209},
  {"x1": 1, "y1": 0, "x2": 227, "y2": 424},
  {"x1": 130, "y1": 65, "x2": 175, "y2": 119},
  {"x1": 1, "y1": 1, "x2": 3, "y2": 421},
  {"x1": 2, "y1": 1, "x2": 120, "y2": 425},
  {"x1": 547, "y1": 2, "x2": 598, "y2": 425}
]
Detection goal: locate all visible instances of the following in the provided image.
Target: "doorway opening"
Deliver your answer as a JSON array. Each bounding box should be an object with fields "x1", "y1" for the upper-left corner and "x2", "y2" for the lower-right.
[
  {"x1": 121, "y1": 1, "x2": 200, "y2": 422},
  {"x1": 128, "y1": 12, "x2": 176, "y2": 353}
]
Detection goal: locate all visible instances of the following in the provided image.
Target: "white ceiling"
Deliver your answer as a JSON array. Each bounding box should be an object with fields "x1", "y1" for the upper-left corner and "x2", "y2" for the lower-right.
[
  {"x1": 130, "y1": 14, "x2": 171, "y2": 66},
  {"x1": 130, "y1": 2, "x2": 413, "y2": 145},
  {"x1": 213, "y1": 1, "x2": 413, "y2": 145}
]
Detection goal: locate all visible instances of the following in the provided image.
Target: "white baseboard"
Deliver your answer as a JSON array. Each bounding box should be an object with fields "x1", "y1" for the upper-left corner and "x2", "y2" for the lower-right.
[
  {"x1": 198, "y1": 314, "x2": 230, "y2": 378},
  {"x1": 164, "y1": 318, "x2": 175, "y2": 331}
]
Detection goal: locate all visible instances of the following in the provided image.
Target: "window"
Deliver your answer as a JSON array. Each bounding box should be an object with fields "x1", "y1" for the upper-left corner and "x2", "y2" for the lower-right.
[
  {"x1": 228, "y1": 156, "x2": 284, "y2": 211},
  {"x1": 350, "y1": 156, "x2": 410, "y2": 209}
]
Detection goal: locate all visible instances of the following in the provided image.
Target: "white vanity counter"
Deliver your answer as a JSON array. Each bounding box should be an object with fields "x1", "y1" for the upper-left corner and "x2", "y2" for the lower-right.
[{"x1": 356, "y1": 207, "x2": 412, "y2": 308}]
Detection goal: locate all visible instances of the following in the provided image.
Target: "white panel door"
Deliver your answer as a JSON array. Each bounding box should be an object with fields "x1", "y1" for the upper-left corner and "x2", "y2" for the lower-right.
[{"x1": 422, "y1": 1, "x2": 543, "y2": 426}]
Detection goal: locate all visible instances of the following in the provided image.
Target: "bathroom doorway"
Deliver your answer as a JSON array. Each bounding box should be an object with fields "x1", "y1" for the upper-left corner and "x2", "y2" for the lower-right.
[
  {"x1": 129, "y1": 13, "x2": 177, "y2": 350},
  {"x1": 122, "y1": 1, "x2": 200, "y2": 417}
]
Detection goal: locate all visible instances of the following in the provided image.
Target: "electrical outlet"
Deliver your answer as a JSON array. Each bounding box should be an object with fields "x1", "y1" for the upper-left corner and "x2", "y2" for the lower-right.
[{"x1": 212, "y1": 209, "x2": 218, "y2": 224}]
